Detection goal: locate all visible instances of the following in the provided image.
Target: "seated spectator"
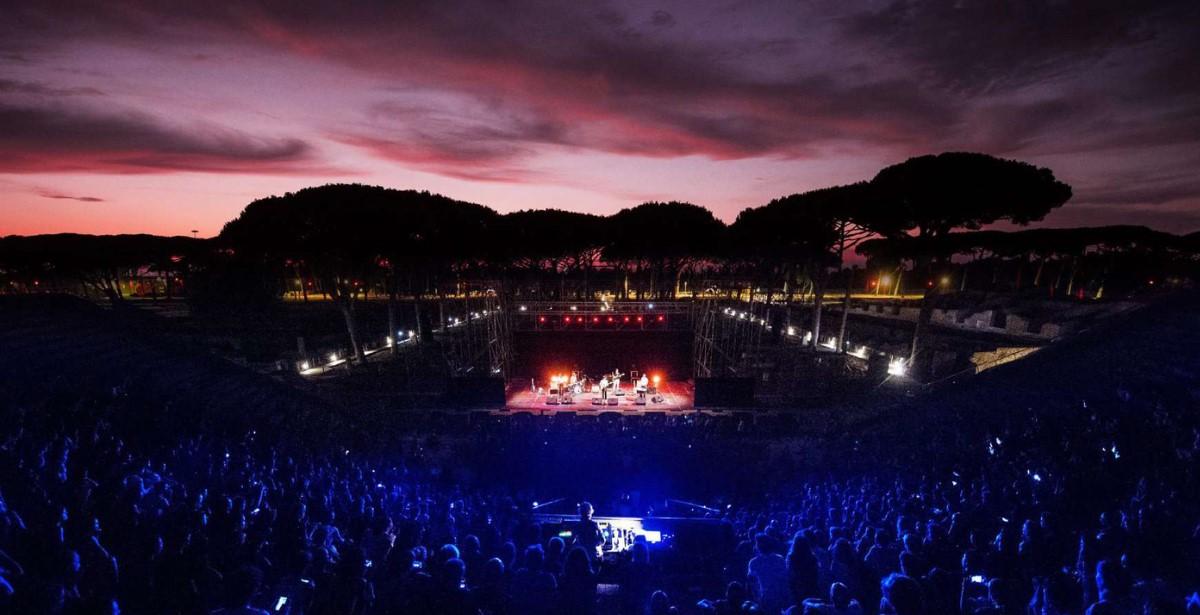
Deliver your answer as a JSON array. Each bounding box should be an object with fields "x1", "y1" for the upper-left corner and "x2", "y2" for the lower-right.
[
  {"x1": 559, "y1": 547, "x2": 597, "y2": 615},
  {"x1": 749, "y1": 533, "x2": 787, "y2": 614},
  {"x1": 787, "y1": 533, "x2": 821, "y2": 606},
  {"x1": 648, "y1": 589, "x2": 677, "y2": 615},
  {"x1": 880, "y1": 573, "x2": 924, "y2": 615},
  {"x1": 212, "y1": 566, "x2": 269, "y2": 615},
  {"x1": 799, "y1": 582, "x2": 864, "y2": 615}
]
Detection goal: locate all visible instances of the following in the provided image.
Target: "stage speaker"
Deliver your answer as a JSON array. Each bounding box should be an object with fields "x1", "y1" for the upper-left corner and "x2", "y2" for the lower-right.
[
  {"x1": 446, "y1": 377, "x2": 506, "y2": 409},
  {"x1": 694, "y1": 377, "x2": 755, "y2": 408}
]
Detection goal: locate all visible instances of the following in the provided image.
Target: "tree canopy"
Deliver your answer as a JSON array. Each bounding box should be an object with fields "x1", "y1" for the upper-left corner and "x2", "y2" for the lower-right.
[{"x1": 869, "y1": 152, "x2": 1073, "y2": 239}]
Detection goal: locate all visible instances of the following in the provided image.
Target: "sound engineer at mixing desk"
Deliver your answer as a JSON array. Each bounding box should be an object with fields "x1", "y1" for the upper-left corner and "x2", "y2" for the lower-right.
[{"x1": 572, "y1": 501, "x2": 604, "y2": 559}]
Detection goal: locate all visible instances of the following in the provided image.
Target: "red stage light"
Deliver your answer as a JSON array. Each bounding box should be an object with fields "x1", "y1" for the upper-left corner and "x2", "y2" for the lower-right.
[
  {"x1": 563, "y1": 316, "x2": 571, "y2": 323},
  {"x1": 576, "y1": 317, "x2": 584, "y2": 323},
  {"x1": 657, "y1": 315, "x2": 664, "y2": 322},
  {"x1": 607, "y1": 316, "x2": 614, "y2": 323},
  {"x1": 636, "y1": 316, "x2": 644, "y2": 322},
  {"x1": 623, "y1": 316, "x2": 630, "y2": 323},
  {"x1": 538, "y1": 316, "x2": 546, "y2": 323},
  {"x1": 592, "y1": 316, "x2": 599, "y2": 323}
]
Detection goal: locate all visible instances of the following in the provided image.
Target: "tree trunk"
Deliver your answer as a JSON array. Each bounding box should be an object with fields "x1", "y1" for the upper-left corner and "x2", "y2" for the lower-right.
[
  {"x1": 837, "y1": 268, "x2": 853, "y2": 352},
  {"x1": 413, "y1": 296, "x2": 425, "y2": 341},
  {"x1": 339, "y1": 293, "x2": 366, "y2": 366},
  {"x1": 811, "y1": 272, "x2": 825, "y2": 349},
  {"x1": 765, "y1": 267, "x2": 775, "y2": 306},
  {"x1": 387, "y1": 286, "x2": 399, "y2": 357},
  {"x1": 909, "y1": 260, "x2": 933, "y2": 374}
]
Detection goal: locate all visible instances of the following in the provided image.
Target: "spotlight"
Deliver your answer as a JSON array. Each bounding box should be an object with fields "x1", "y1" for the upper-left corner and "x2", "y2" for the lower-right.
[
  {"x1": 519, "y1": 305, "x2": 527, "y2": 311},
  {"x1": 887, "y1": 357, "x2": 907, "y2": 377},
  {"x1": 329, "y1": 353, "x2": 338, "y2": 363},
  {"x1": 300, "y1": 361, "x2": 310, "y2": 371}
]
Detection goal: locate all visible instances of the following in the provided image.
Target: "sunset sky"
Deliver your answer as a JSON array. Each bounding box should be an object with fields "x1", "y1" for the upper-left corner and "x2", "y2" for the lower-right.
[{"x1": 2, "y1": 1, "x2": 1198, "y2": 237}]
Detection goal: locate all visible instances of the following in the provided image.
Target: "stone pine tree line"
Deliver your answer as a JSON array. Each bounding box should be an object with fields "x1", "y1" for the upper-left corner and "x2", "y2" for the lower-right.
[{"x1": 4, "y1": 152, "x2": 1199, "y2": 372}]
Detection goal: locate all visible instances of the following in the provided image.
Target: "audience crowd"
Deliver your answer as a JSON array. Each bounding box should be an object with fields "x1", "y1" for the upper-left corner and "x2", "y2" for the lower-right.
[
  {"x1": 2, "y1": 375, "x2": 1200, "y2": 615},
  {"x1": 2, "y1": 296, "x2": 1200, "y2": 614}
]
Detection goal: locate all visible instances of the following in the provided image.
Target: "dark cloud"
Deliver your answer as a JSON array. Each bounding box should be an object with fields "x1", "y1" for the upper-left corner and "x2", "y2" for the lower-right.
[
  {"x1": 366, "y1": 100, "x2": 573, "y2": 161},
  {"x1": 338, "y1": 135, "x2": 543, "y2": 184},
  {"x1": 3, "y1": 2, "x2": 954, "y2": 160},
  {"x1": 1044, "y1": 205, "x2": 1200, "y2": 233},
  {"x1": 2, "y1": 1, "x2": 1199, "y2": 230},
  {"x1": 0, "y1": 78, "x2": 104, "y2": 96},
  {"x1": 38, "y1": 190, "x2": 104, "y2": 202},
  {"x1": 1073, "y1": 169, "x2": 1200, "y2": 208},
  {"x1": 840, "y1": 0, "x2": 1191, "y2": 95},
  {"x1": 965, "y1": 98, "x2": 1096, "y2": 154},
  {"x1": 0, "y1": 101, "x2": 315, "y2": 174}
]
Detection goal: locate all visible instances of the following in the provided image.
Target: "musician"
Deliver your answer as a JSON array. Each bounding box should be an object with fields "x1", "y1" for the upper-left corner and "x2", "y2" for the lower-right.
[
  {"x1": 637, "y1": 373, "x2": 649, "y2": 391},
  {"x1": 572, "y1": 501, "x2": 604, "y2": 560},
  {"x1": 599, "y1": 375, "x2": 610, "y2": 401}
]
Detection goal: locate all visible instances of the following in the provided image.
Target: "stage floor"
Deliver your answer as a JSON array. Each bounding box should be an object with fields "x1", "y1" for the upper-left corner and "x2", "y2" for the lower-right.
[{"x1": 505, "y1": 380, "x2": 694, "y2": 413}]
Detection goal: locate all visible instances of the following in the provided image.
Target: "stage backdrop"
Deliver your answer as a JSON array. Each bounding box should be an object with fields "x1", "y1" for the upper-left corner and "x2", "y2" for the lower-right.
[{"x1": 512, "y1": 331, "x2": 692, "y2": 380}]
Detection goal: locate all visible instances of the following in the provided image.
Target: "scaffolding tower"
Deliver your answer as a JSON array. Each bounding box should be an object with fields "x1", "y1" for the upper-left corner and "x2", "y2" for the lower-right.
[
  {"x1": 436, "y1": 294, "x2": 513, "y2": 378},
  {"x1": 692, "y1": 299, "x2": 771, "y2": 378}
]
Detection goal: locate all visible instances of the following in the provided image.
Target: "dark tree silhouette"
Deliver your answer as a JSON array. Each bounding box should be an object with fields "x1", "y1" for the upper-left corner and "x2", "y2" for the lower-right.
[
  {"x1": 729, "y1": 190, "x2": 841, "y2": 342},
  {"x1": 219, "y1": 184, "x2": 498, "y2": 366},
  {"x1": 498, "y1": 209, "x2": 606, "y2": 299},
  {"x1": 604, "y1": 202, "x2": 725, "y2": 299},
  {"x1": 0, "y1": 233, "x2": 200, "y2": 304},
  {"x1": 869, "y1": 152, "x2": 1072, "y2": 371}
]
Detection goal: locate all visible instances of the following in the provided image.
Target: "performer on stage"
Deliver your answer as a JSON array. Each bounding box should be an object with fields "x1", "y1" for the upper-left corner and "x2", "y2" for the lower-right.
[{"x1": 599, "y1": 375, "x2": 610, "y2": 401}]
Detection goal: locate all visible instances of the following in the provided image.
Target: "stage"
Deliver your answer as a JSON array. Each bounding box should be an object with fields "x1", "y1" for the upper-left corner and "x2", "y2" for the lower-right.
[{"x1": 505, "y1": 379, "x2": 695, "y2": 413}]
